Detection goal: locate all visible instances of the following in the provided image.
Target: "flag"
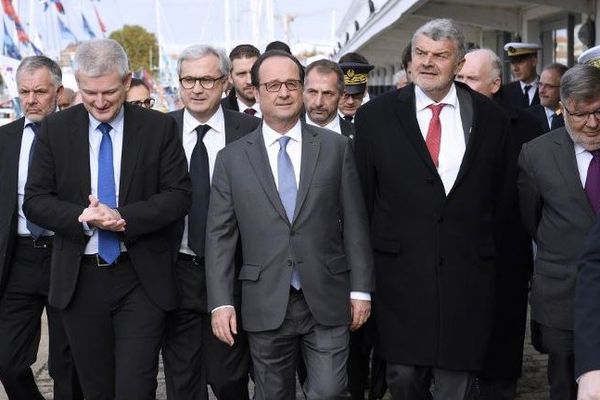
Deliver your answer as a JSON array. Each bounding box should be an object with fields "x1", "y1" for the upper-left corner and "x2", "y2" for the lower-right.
[
  {"x1": 82, "y1": 13, "x2": 96, "y2": 38},
  {"x1": 13, "y1": 20, "x2": 30, "y2": 44},
  {"x1": 57, "y1": 17, "x2": 78, "y2": 43},
  {"x1": 93, "y1": 4, "x2": 106, "y2": 33},
  {"x1": 39, "y1": 0, "x2": 49, "y2": 12},
  {"x1": 30, "y1": 41, "x2": 43, "y2": 56},
  {"x1": 51, "y1": 0, "x2": 65, "y2": 14},
  {"x1": 3, "y1": 21, "x2": 21, "y2": 59},
  {"x1": 1, "y1": 0, "x2": 17, "y2": 21}
]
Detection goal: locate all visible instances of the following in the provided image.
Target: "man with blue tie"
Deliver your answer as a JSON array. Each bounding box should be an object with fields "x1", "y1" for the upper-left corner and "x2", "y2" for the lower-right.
[
  {"x1": 206, "y1": 50, "x2": 374, "y2": 399},
  {"x1": 23, "y1": 39, "x2": 191, "y2": 399},
  {"x1": 0, "y1": 56, "x2": 82, "y2": 399}
]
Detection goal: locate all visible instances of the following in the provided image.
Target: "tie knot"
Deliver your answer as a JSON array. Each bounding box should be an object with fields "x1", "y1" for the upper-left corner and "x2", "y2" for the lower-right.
[
  {"x1": 244, "y1": 108, "x2": 257, "y2": 116},
  {"x1": 278, "y1": 136, "x2": 292, "y2": 149},
  {"x1": 428, "y1": 103, "x2": 446, "y2": 117},
  {"x1": 98, "y1": 122, "x2": 112, "y2": 136},
  {"x1": 195, "y1": 124, "x2": 211, "y2": 139},
  {"x1": 27, "y1": 122, "x2": 40, "y2": 135},
  {"x1": 343, "y1": 115, "x2": 353, "y2": 122},
  {"x1": 524, "y1": 85, "x2": 532, "y2": 93}
]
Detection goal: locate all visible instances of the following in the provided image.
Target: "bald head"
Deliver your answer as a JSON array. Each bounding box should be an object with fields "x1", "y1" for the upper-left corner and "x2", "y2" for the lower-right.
[{"x1": 456, "y1": 48, "x2": 502, "y2": 98}]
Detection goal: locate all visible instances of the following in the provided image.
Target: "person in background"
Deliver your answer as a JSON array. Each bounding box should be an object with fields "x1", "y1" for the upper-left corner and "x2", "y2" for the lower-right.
[
  {"x1": 58, "y1": 87, "x2": 76, "y2": 110},
  {"x1": 501, "y1": 42, "x2": 541, "y2": 109},
  {"x1": 338, "y1": 52, "x2": 373, "y2": 123},
  {"x1": 221, "y1": 44, "x2": 261, "y2": 117},
  {"x1": 126, "y1": 77, "x2": 155, "y2": 109},
  {"x1": 526, "y1": 63, "x2": 568, "y2": 132}
]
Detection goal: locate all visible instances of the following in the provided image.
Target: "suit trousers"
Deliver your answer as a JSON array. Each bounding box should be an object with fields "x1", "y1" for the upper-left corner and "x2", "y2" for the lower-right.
[
  {"x1": 472, "y1": 377, "x2": 517, "y2": 400},
  {"x1": 61, "y1": 257, "x2": 164, "y2": 400},
  {"x1": 0, "y1": 237, "x2": 82, "y2": 400},
  {"x1": 535, "y1": 321, "x2": 577, "y2": 400},
  {"x1": 386, "y1": 363, "x2": 474, "y2": 400},
  {"x1": 248, "y1": 290, "x2": 349, "y2": 400}
]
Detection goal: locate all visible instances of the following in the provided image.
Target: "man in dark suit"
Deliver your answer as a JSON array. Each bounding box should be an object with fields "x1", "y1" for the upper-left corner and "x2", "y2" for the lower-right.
[
  {"x1": 206, "y1": 50, "x2": 375, "y2": 400},
  {"x1": 164, "y1": 44, "x2": 259, "y2": 400},
  {"x1": 221, "y1": 44, "x2": 261, "y2": 117},
  {"x1": 354, "y1": 19, "x2": 509, "y2": 399},
  {"x1": 518, "y1": 64, "x2": 600, "y2": 400},
  {"x1": 527, "y1": 63, "x2": 568, "y2": 133},
  {"x1": 303, "y1": 59, "x2": 354, "y2": 138},
  {"x1": 501, "y1": 42, "x2": 541, "y2": 110},
  {"x1": 0, "y1": 56, "x2": 82, "y2": 400},
  {"x1": 23, "y1": 39, "x2": 192, "y2": 399},
  {"x1": 457, "y1": 48, "x2": 543, "y2": 400},
  {"x1": 338, "y1": 53, "x2": 373, "y2": 124}
]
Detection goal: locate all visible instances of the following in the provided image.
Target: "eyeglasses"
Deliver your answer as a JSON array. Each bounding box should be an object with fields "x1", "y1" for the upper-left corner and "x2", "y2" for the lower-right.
[
  {"x1": 179, "y1": 75, "x2": 225, "y2": 90},
  {"x1": 562, "y1": 103, "x2": 600, "y2": 124},
  {"x1": 129, "y1": 98, "x2": 155, "y2": 108},
  {"x1": 342, "y1": 92, "x2": 365, "y2": 101},
  {"x1": 538, "y1": 83, "x2": 560, "y2": 90},
  {"x1": 260, "y1": 80, "x2": 302, "y2": 92}
]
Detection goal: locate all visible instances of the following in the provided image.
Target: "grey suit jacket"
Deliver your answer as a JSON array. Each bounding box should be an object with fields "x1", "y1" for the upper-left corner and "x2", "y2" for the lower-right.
[
  {"x1": 205, "y1": 121, "x2": 374, "y2": 332},
  {"x1": 518, "y1": 127, "x2": 596, "y2": 330}
]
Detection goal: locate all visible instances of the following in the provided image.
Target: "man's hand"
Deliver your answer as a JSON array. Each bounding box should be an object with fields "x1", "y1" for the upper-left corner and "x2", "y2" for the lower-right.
[
  {"x1": 211, "y1": 307, "x2": 237, "y2": 346},
  {"x1": 78, "y1": 195, "x2": 126, "y2": 231},
  {"x1": 578, "y1": 370, "x2": 600, "y2": 400},
  {"x1": 350, "y1": 299, "x2": 371, "y2": 332}
]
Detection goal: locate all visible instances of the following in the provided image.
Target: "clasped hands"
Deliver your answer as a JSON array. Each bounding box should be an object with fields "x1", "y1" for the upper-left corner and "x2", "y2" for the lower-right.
[{"x1": 78, "y1": 195, "x2": 126, "y2": 232}]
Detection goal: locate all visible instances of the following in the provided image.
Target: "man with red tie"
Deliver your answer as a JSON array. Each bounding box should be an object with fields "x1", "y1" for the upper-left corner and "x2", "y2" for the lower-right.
[
  {"x1": 353, "y1": 18, "x2": 509, "y2": 399},
  {"x1": 221, "y1": 44, "x2": 261, "y2": 118}
]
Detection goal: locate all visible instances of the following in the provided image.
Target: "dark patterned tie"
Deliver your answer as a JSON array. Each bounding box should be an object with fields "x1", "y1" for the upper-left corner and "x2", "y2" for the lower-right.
[
  {"x1": 244, "y1": 108, "x2": 257, "y2": 116},
  {"x1": 343, "y1": 115, "x2": 353, "y2": 123},
  {"x1": 26, "y1": 122, "x2": 45, "y2": 239},
  {"x1": 187, "y1": 124, "x2": 211, "y2": 256},
  {"x1": 550, "y1": 113, "x2": 564, "y2": 130},
  {"x1": 585, "y1": 150, "x2": 600, "y2": 213},
  {"x1": 522, "y1": 85, "x2": 532, "y2": 107}
]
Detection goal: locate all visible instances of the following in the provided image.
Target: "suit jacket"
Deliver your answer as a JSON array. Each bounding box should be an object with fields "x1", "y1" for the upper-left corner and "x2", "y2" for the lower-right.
[
  {"x1": 501, "y1": 80, "x2": 540, "y2": 110},
  {"x1": 23, "y1": 103, "x2": 192, "y2": 311},
  {"x1": 353, "y1": 82, "x2": 509, "y2": 371},
  {"x1": 526, "y1": 104, "x2": 551, "y2": 132},
  {"x1": 0, "y1": 117, "x2": 26, "y2": 292},
  {"x1": 220, "y1": 90, "x2": 240, "y2": 112},
  {"x1": 339, "y1": 116, "x2": 355, "y2": 139},
  {"x1": 575, "y1": 214, "x2": 600, "y2": 377},
  {"x1": 205, "y1": 121, "x2": 375, "y2": 332},
  {"x1": 169, "y1": 107, "x2": 260, "y2": 312},
  {"x1": 518, "y1": 127, "x2": 596, "y2": 331}
]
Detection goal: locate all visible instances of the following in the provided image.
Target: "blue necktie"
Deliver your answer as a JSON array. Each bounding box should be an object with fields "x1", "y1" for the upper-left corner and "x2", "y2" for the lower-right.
[
  {"x1": 26, "y1": 122, "x2": 45, "y2": 239},
  {"x1": 97, "y1": 122, "x2": 120, "y2": 264},
  {"x1": 277, "y1": 136, "x2": 300, "y2": 289}
]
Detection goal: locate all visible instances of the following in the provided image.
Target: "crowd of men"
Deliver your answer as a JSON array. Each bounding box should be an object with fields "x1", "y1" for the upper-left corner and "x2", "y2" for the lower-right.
[{"x1": 2, "y1": 16, "x2": 600, "y2": 400}]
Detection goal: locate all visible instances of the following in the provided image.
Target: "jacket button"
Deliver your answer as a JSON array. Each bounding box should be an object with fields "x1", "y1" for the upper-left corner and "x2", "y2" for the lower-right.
[
  {"x1": 287, "y1": 260, "x2": 293, "y2": 266},
  {"x1": 290, "y1": 230, "x2": 296, "y2": 236}
]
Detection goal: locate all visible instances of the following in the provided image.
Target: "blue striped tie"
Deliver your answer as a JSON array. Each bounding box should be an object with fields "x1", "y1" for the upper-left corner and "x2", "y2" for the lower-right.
[{"x1": 97, "y1": 122, "x2": 120, "y2": 265}]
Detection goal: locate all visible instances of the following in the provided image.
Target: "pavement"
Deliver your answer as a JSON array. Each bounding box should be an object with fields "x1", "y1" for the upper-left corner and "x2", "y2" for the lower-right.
[{"x1": 0, "y1": 310, "x2": 550, "y2": 400}]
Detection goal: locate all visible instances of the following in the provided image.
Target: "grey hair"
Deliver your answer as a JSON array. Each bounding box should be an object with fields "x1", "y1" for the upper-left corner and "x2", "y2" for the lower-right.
[
  {"x1": 73, "y1": 39, "x2": 129, "y2": 78},
  {"x1": 468, "y1": 48, "x2": 502, "y2": 81},
  {"x1": 560, "y1": 64, "x2": 600, "y2": 104},
  {"x1": 17, "y1": 56, "x2": 62, "y2": 87},
  {"x1": 177, "y1": 45, "x2": 230, "y2": 77},
  {"x1": 412, "y1": 18, "x2": 466, "y2": 61}
]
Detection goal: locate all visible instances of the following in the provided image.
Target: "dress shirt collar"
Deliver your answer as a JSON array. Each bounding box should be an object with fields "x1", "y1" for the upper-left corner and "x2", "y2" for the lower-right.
[
  {"x1": 574, "y1": 142, "x2": 590, "y2": 156},
  {"x1": 183, "y1": 106, "x2": 225, "y2": 136},
  {"x1": 519, "y1": 77, "x2": 539, "y2": 90},
  {"x1": 88, "y1": 106, "x2": 125, "y2": 134},
  {"x1": 263, "y1": 119, "x2": 302, "y2": 147},
  {"x1": 414, "y1": 83, "x2": 458, "y2": 112},
  {"x1": 306, "y1": 115, "x2": 341, "y2": 134},
  {"x1": 236, "y1": 98, "x2": 260, "y2": 115}
]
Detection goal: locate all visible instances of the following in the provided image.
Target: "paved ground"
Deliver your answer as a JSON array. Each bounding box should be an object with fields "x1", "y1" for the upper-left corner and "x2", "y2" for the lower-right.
[{"x1": 0, "y1": 310, "x2": 550, "y2": 400}]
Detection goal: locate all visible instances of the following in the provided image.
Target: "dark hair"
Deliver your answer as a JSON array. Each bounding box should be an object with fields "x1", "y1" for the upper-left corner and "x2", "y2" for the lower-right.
[
  {"x1": 129, "y1": 77, "x2": 150, "y2": 91},
  {"x1": 401, "y1": 44, "x2": 412, "y2": 71},
  {"x1": 250, "y1": 50, "x2": 305, "y2": 87},
  {"x1": 265, "y1": 40, "x2": 291, "y2": 54},
  {"x1": 543, "y1": 63, "x2": 568, "y2": 77},
  {"x1": 229, "y1": 44, "x2": 260, "y2": 62},
  {"x1": 339, "y1": 52, "x2": 369, "y2": 64},
  {"x1": 304, "y1": 59, "x2": 344, "y2": 94}
]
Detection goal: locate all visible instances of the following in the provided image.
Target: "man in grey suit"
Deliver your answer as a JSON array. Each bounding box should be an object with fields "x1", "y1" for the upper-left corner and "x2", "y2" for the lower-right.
[
  {"x1": 518, "y1": 64, "x2": 600, "y2": 400},
  {"x1": 206, "y1": 50, "x2": 375, "y2": 400}
]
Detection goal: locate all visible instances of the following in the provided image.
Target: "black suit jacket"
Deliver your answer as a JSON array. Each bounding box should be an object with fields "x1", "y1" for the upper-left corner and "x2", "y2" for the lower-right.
[
  {"x1": 169, "y1": 107, "x2": 260, "y2": 311},
  {"x1": 354, "y1": 82, "x2": 509, "y2": 370},
  {"x1": 0, "y1": 117, "x2": 26, "y2": 292},
  {"x1": 526, "y1": 104, "x2": 551, "y2": 132},
  {"x1": 501, "y1": 80, "x2": 540, "y2": 109},
  {"x1": 339, "y1": 116, "x2": 355, "y2": 139},
  {"x1": 23, "y1": 103, "x2": 192, "y2": 311},
  {"x1": 220, "y1": 90, "x2": 240, "y2": 112}
]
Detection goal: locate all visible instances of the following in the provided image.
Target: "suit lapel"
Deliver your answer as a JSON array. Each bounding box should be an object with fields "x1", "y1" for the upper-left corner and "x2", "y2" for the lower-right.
[
  {"x1": 452, "y1": 86, "x2": 478, "y2": 190},
  {"x1": 553, "y1": 129, "x2": 596, "y2": 219},
  {"x1": 4, "y1": 119, "x2": 25, "y2": 207},
  {"x1": 244, "y1": 127, "x2": 289, "y2": 223},
  {"x1": 223, "y1": 110, "x2": 246, "y2": 144},
  {"x1": 119, "y1": 104, "x2": 142, "y2": 204},
  {"x1": 293, "y1": 123, "x2": 320, "y2": 223},
  {"x1": 71, "y1": 108, "x2": 91, "y2": 202}
]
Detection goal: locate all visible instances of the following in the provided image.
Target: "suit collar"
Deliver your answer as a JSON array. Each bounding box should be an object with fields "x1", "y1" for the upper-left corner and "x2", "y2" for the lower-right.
[{"x1": 119, "y1": 103, "x2": 143, "y2": 204}]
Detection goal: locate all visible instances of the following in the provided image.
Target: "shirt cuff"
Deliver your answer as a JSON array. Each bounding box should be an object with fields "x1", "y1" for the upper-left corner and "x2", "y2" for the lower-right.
[
  {"x1": 211, "y1": 305, "x2": 234, "y2": 313},
  {"x1": 350, "y1": 291, "x2": 371, "y2": 301},
  {"x1": 82, "y1": 221, "x2": 94, "y2": 235}
]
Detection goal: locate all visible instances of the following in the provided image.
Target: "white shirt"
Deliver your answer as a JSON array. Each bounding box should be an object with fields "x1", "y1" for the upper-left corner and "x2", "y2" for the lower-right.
[
  {"x1": 17, "y1": 118, "x2": 52, "y2": 236},
  {"x1": 575, "y1": 143, "x2": 595, "y2": 187},
  {"x1": 306, "y1": 115, "x2": 342, "y2": 134},
  {"x1": 236, "y1": 98, "x2": 261, "y2": 118},
  {"x1": 83, "y1": 108, "x2": 126, "y2": 255},
  {"x1": 520, "y1": 78, "x2": 539, "y2": 106},
  {"x1": 415, "y1": 84, "x2": 465, "y2": 195},
  {"x1": 262, "y1": 119, "x2": 370, "y2": 301},
  {"x1": 179, "y1": 107, "x2": 227, "y2": 255}
]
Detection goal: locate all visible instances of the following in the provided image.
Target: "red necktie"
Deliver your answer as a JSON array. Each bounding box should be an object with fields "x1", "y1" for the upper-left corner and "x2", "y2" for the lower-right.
[
  {"x1": 426, "y1": 104, "x2": 445, "y2": 167},
  {"x1": 244, "y1": 108, "x2": 256, "y2": 116}
]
